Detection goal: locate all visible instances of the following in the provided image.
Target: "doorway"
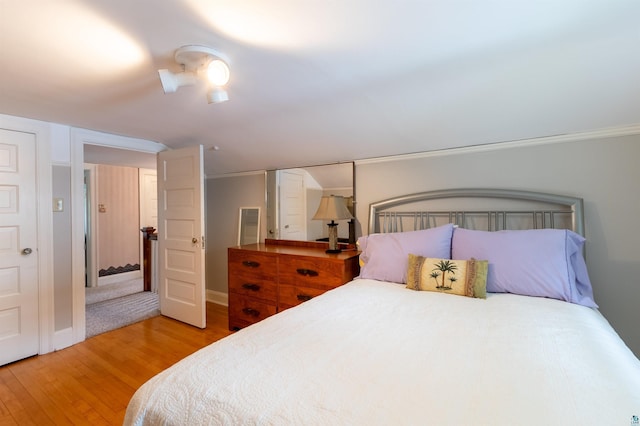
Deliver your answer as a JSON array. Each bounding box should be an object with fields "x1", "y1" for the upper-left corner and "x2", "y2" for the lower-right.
[{"x1": 82, "y1": 144, "x2": 158, "y2": 336}]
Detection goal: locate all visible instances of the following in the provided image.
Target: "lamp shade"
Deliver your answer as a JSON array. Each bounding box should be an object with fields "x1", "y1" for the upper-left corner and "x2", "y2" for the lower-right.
[{"x1": 312, "y1": 195, "x2": 353, "y2": 221}]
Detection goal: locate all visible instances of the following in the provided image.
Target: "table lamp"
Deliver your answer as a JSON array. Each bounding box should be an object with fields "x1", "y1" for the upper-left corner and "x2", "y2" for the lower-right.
[{"x1": 312, "y1": 195, "x2": 354, "y2": 253}]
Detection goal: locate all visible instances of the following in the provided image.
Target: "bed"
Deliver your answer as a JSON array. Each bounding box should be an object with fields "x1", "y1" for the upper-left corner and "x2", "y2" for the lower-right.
[{"x1": 125, "y1": 189, "x2": 640, "y2": 425}]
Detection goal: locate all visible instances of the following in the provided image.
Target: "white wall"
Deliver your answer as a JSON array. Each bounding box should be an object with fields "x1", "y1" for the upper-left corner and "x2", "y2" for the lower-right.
[
  {"x1": 52, "y1": 165, "x2": 73, "y2": 330},
  {"x1": 355, "y1": 136, "x2": 640, "y2": 357}
]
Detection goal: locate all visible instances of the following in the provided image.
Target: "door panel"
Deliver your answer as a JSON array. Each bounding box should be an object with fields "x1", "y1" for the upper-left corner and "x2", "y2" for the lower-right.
[
  {"x1": 157, "y1": 146, "x2": 206, "y2": 328},
  {"x1": 0, "y1": 130, "x2": 39, "y2": 366}
]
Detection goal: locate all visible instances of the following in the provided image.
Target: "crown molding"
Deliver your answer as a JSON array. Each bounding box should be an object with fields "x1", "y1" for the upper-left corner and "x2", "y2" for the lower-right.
[
  {"x1": 208, "y1": 169, "x2": 266, "y2": 179},
  {"x1": 71, "y1": 127, "x2": 166, "y2": 153},
  {"x1": 355, "y1": 124, "x2": 640, "y2": 166}
]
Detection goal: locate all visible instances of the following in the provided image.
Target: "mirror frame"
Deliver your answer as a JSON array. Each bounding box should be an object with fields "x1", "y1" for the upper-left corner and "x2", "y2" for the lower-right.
[
  {"x1": 237, "y1": 207, "x2": 261, "y2": 245},
  {"x1": 266, "y1": 162, "x2": 355, "y2": 243}
]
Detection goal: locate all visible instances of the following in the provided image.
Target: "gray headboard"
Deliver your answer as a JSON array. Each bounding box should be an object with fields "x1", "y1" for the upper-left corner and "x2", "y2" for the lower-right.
[{"x1": 368, "y1": 188, "x2": 584, "y2": 237}]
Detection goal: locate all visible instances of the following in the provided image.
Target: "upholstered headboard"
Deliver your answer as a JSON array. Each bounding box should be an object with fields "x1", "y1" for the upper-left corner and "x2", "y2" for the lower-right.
[{"x1": 368, "y1": 188, "x2": 584, "y2": 237}]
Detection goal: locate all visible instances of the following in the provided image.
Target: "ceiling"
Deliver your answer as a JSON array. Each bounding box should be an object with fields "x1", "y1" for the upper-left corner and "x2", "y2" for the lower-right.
[{"x1": 2, "y1": 1, "x2": 639, "y2": 176}]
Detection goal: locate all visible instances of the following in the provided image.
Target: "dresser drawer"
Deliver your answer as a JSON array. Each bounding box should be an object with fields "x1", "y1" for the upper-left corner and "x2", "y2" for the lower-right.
[
  {"x1": 279, "y1": 257, "x2": 345, "y2": 287},
  {"x1": 228, "y1": 292, "x2": 277, "y2": 330},
  {"x1": 279, "y1": 284, "x2": 331, "y2": 310},
  {"x1": 228, "y1": 242, "x2": 360, "y2": 331},
  {"x1": 228, "y1": 274, "x2": 277, "y2": 302},
  {"x1": 228, "y1": 249, "x2": 276, "y2": 279}
]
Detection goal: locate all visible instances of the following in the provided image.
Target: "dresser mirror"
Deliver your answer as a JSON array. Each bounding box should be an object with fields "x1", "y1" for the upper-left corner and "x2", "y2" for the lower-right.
[{"x1": 266, "y1": 162, "x2": 354, "y2": 243}]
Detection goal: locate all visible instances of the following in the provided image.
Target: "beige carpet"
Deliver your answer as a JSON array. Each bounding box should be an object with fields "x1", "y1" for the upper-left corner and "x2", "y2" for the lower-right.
[
  {"x1": 85, "y1": 278, "x2": 159, "y2": 338},
  {"x1": 85, "y1": 278, "x2": 144, "y2": 304}
]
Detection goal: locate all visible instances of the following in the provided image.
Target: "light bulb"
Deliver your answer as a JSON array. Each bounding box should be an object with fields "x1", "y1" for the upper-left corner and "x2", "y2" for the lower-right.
[{"x1": 207, "y1": 59, "x2": 230, "y2": 86}]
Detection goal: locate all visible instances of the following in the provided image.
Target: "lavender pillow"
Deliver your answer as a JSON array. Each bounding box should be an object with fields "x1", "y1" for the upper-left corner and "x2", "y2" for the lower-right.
[
  {"x1": 452, "y1": 228, "x2": 597, "y2": 308},
  {"x1": 357, "y1": 224, "x2": 454, "y2": 284}
]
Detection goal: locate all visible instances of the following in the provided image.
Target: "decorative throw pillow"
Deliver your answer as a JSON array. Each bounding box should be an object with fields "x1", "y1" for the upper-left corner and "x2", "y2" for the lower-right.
[
  {"x1": 357, "y1": 224, "x2": 454, "y2": 284},
  {"x1": 406, "y1": 254, "x2": 488, "y2": 299}
]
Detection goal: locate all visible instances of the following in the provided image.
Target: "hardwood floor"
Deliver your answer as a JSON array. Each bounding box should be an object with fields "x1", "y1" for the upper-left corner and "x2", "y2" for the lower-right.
[{"x1": 0, "y1": 303, "x2": 232, "y2": 425}]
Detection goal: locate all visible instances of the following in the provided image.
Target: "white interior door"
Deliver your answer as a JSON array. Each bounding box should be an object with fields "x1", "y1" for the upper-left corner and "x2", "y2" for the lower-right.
[
  {"x1": 157, "y1": 146, "x2": 206, "y2": 328},
  {"x1": 0, "y1": 130, "x2": 39, "y2": 366},
  {"x1": 279, "y1": 169, "x2": 306, "y2": 240},
  {"x1": 139, "y1": 168, "x2": 158, "y2": 229}
]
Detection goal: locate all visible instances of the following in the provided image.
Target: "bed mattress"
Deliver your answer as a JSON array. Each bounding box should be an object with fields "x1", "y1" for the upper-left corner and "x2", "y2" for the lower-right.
[{"x1": 125, "y1": 279, "x2": 640, "y2": 425}]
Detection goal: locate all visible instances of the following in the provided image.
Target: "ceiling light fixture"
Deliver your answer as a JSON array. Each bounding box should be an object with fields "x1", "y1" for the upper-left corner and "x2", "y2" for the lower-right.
[{"x1": 158, "y1": 45, "x2": 230, "y2": 104}]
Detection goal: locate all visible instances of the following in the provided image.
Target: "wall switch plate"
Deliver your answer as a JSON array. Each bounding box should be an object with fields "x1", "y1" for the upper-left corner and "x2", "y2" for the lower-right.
[{"x1": 53, "y1": 198, "x2": 64, "y2": 212}]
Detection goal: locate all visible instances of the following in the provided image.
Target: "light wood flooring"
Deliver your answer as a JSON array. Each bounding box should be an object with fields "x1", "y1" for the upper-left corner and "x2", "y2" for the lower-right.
[{"x1": 0, "y1": 303, "x2": 232, "y2": 425}]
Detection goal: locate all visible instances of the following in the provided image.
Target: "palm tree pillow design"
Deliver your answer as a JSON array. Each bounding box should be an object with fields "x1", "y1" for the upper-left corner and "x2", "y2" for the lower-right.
[{"x1": 406, "y1": 254, "x2": 488, "y2": 299}]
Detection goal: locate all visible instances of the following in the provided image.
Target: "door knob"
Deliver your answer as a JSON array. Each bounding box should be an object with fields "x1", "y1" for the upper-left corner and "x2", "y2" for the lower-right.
[
  {"x1": 22, "y1": 248, "x2": 32, "y2": 255},
  {"x1": 192, "y1": 237, "x2": 198, "y2": 244}
]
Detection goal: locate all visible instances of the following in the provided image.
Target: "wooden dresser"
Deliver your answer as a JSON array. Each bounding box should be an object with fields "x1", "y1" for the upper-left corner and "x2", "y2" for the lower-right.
[{"x1": 228, "y1": 239, "x2": 360, "y2": 330}]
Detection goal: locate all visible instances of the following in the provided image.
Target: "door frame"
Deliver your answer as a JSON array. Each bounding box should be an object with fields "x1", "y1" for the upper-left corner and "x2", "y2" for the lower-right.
[
  {"x1": 0, "y1": 114, "x2": 55, "y2": 356},
  {"x1": 83, "y1": 164, "x2": 98, "y2": 288},
  {"x1": 70, "y1": 129, "x2": 166, "y2": 344}
]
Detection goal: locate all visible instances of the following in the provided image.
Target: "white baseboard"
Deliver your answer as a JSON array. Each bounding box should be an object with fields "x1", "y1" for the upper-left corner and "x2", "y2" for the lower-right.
[
  {"x1": 53, "y1": 327, "x2": 75, "y2": 351},
  {"x1": 97, "y1": 270, "x2": 142, "y2": 286},
  {"x1": 207, "y1": 290, "x2": 228, "y2": 306}
]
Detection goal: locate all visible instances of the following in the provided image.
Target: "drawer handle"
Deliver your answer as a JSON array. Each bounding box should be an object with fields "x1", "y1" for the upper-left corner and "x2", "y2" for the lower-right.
[
  {"x1": 296, "y1": 268, "x2": 319, "y2": 277},
  {"x1": 242, "y1": 283, "x2": 261, "y2": 291},
  {"x1": 242, "y1": 260, "x2": 260, "y2": 268},
  {"x1": 297, "y1": 294, "x2": 313, "y2": 302},
  {"x1": 242, "y1": 308, "x2": 260, "y2": 317}
]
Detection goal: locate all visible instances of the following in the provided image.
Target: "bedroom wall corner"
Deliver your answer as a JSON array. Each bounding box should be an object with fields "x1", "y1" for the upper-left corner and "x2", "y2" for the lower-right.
[{"x1": 354, "y1": 137, "x2": 640, "y2": 358}]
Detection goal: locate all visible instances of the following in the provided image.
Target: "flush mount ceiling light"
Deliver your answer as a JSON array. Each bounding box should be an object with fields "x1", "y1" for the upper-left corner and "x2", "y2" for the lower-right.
[{"x1": 158, "y1": 45, "x2": 230, "y2": 104}]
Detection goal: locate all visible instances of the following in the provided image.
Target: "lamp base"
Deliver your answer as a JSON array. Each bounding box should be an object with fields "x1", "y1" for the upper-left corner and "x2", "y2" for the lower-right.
[
  {"x1": 327, "y1": 222, "x2": 340, "y2": 253},
  {"x1": 325, "y1": 248, "x2": 342, "y2": 254}
]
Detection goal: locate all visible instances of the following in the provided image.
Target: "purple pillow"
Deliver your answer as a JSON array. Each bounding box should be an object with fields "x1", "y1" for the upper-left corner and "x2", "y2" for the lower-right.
[
  {"x1": 452, "y1": 228, "x2": 597, "y2": 308},
  {"x1": 357, "y1": 224, "x2": 454, "y2": 284}
]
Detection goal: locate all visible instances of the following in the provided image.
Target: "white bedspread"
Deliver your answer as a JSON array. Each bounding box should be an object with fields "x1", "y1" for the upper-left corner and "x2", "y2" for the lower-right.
[{"x1": 125, "y1": 279, "x2": 640, "y2": 425}]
